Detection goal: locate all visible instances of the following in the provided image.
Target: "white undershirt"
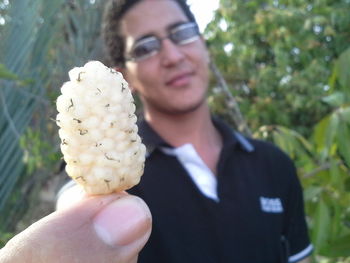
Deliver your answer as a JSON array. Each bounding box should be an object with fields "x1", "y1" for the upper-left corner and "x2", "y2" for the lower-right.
[{"x1": 160, "y1": 143, "x2": 219, "y2": 202}]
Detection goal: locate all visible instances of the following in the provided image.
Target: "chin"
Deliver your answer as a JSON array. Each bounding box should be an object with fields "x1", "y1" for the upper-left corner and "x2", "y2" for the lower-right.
[{"x1": 160, "y1": 99, "x2": 206, "y2": 116}]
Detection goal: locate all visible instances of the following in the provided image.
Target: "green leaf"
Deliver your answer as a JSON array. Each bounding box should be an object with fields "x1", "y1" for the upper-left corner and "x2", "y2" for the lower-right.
[
  {"x1": 345, "y1": 177, "x2": 350, "y2": 192},
  {"x1": 0, "y1": 64, "x2": 19, "y2": 80},
  {"x1": 327, "y1": 62, "x2": 338, "y2": 93},
  {"x1": 321, "y1": 92, "x2": 345, "y2": 107},
  {"x1": 330, "y1": 159, "x2": 343, "y2": 191},
  {"x1": 272, "y1": 129, "x2": 295, "y2": 158},
  {"x1": 319, "y1": 234, "x2": 350, "y2": 257},
  {"x1": 337, "y1": 47, "x2": 350, "y2": 90},
  {"x1": 313, "y1": 112, "x2": 339, "y2": 160},
  {"x1": 313, "y1": 115, "x2": 330, "y2": 154},
  {"x1": 311, "y1": 198, "x2": 331, "y2": 252},
  {"x1": 303, "y1": 186, "x2": 322, "y2": 202},
  {"x1": 337, "y1": 120, "x2": 350, "y2": 168}
]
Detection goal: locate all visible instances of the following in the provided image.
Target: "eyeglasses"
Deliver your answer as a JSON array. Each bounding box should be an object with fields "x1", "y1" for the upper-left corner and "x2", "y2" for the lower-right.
[{"x1": 125, "y1": 22, "x2": 200, "y2": 62}]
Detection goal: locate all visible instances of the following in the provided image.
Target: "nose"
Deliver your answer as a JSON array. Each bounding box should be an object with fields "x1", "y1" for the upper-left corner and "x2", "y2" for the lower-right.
[{"x1": 160, "y1": 38, "x2": 185, "y2": 67}]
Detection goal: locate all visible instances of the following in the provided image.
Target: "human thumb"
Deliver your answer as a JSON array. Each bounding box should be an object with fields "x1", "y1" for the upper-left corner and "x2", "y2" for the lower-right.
[{"x1": 0, "y1": 193, "x2": 152, "y2": 263}]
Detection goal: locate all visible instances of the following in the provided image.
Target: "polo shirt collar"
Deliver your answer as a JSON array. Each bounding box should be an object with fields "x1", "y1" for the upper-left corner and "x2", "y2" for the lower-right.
[
  {"x1": 212, "y1": 117, "x2": 255, "y2": 153},
  {"x1": 138, "y1": 116, "x2": 254, "y2": 156},
  {"x1": 138, "y1": 119, "x2": 170, "y2": 155}
]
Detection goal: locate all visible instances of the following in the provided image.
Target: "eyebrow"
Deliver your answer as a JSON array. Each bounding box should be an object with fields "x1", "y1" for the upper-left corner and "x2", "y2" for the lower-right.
[{"x1": 133, "y1": 21, "x2": 189, "y2": 44}]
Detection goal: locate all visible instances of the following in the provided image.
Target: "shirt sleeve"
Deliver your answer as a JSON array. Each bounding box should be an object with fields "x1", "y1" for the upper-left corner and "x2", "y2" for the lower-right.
[{"x1": 284, "y1": 161, "x2": 313, "y2": 262}]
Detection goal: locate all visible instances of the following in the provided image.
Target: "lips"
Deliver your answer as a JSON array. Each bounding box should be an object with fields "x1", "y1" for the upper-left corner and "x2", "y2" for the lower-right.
[{"x1": 165, "y1": 71, "x2": 194, "y2": 87}]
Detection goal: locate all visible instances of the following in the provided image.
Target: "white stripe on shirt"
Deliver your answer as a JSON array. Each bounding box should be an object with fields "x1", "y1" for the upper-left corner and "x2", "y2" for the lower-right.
[
  {"x1": 160, "y1": 144, "x2": 219, "y2": 201},
  {"x1": 289, "y1": 244, "x2": 313, "y2": 262}
]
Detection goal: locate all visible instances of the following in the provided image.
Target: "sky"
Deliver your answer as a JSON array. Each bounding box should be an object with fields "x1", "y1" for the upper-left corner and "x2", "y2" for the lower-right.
[{"x1": 187, "y1": 0, "x2": 220, "y2": 32}]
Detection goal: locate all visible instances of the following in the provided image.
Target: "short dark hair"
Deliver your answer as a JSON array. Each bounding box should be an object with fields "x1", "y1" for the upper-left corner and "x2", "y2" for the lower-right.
[{"x1": 102, "y1": 0, "x2": 197, "y2": 67}]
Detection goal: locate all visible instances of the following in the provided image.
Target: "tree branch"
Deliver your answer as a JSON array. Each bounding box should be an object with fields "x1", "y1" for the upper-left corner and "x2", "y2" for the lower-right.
[
  {"x1": 303, "y1": 161, "x2": 343, "y2": 178},
  {"x1": 0, "y1": 89, "x2": 21, "y2": 141},
  {"x1": 210, "y1": 60, "x2": 252, "y2": 136}
]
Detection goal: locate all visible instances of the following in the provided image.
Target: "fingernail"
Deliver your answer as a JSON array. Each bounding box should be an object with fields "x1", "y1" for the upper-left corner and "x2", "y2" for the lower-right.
[{"x1": 93, "y1": 196, "x2": 151, "y2": 247}]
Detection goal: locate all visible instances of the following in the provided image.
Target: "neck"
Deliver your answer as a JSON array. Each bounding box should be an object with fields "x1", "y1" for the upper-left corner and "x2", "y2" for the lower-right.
[
  {"x1": 144, "y1": 103, "x2": 211, "y2": 146},
  {"x1": 144, "y1": 103, "x2": 223, "y2": 173}
]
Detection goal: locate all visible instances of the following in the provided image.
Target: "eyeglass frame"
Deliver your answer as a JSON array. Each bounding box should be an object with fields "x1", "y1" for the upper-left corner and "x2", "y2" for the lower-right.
[{"x1": 125, "y1": 22, "x2": 200, "y2": 62}]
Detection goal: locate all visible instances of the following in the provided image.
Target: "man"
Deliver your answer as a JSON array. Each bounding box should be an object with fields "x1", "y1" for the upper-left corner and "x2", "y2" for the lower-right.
[
  {"x1": 103, "y1": 0, "x2": 312, "y2": 262},
  {"x1": 0, "y1": 0, "x2": 312, "y2": 262}
]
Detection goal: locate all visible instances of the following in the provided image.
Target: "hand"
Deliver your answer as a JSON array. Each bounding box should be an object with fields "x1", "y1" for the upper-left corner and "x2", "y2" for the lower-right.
[{"x1": 0, "y1": 187, "x2": 152, "y2": 263}]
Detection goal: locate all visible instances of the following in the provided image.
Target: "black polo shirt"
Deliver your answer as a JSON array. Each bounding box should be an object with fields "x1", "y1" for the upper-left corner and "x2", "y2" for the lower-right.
[{"x1": 128, "y1": 118, "x2": 312, "y2": 263}]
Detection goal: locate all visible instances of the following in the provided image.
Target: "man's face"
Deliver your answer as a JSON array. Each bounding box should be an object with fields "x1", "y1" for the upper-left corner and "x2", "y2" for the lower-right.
[{"x1": 120, "y1": 0, "x2": 210, "y2": 117}]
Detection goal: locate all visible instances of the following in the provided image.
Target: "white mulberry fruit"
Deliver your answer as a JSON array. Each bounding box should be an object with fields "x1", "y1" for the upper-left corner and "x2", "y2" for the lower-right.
[{"x1": 56, "y1": 61, "x2": 146, "y2": 195}]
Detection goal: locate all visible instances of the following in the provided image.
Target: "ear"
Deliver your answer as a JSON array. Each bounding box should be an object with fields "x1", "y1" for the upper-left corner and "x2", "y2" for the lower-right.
[{"x1": 114, "y1": 67, "x2": 137, "y2": 94}]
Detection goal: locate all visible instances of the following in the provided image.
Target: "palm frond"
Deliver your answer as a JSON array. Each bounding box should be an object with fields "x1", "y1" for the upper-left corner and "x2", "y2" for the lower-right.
[{"x1": 0, "y1": 0, "x2": 65, "y2": 229}]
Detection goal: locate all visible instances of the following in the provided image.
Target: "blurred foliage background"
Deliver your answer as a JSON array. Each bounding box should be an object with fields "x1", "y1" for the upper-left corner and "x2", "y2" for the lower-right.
[{"x1": 0, "y1": 0, "x2": 349, "y2": 262}]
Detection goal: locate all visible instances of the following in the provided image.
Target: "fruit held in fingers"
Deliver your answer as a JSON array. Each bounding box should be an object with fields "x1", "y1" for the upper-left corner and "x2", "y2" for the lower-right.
[{"x1": 56, "y1": 61, "x2": 146, "y2": 195}]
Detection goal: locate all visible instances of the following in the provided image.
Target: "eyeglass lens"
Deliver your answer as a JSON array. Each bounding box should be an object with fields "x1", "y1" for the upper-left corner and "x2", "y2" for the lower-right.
[{"x1": 129, "y1": 23, "x2": 199, "y2": 61}]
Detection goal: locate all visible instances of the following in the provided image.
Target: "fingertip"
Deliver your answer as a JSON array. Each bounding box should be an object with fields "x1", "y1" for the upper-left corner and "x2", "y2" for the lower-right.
[{"x1": 93, "y1": 195, "x2": 152, "y2": 247}]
